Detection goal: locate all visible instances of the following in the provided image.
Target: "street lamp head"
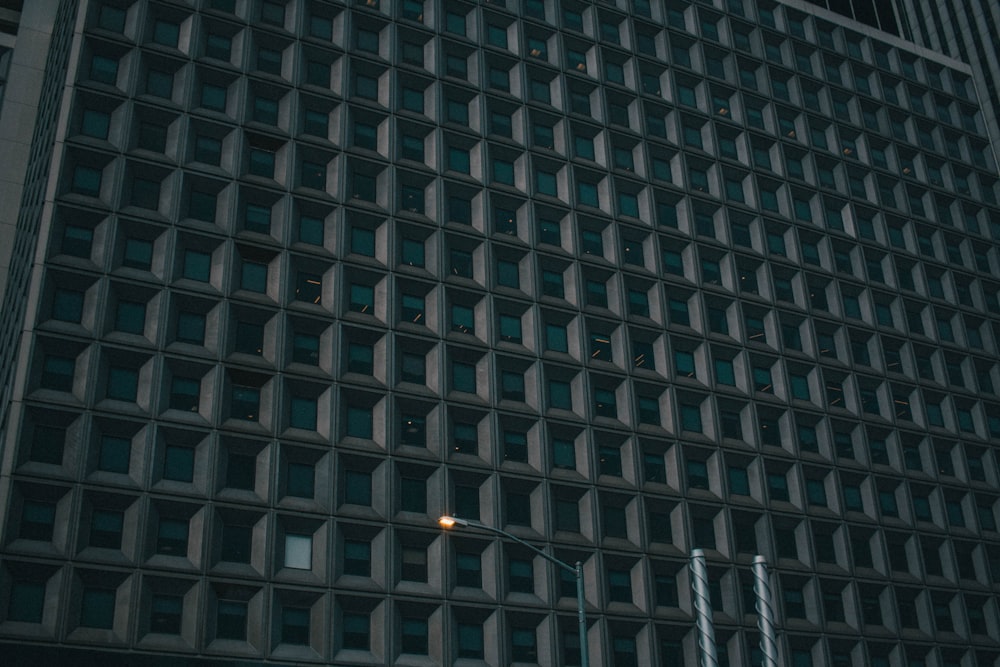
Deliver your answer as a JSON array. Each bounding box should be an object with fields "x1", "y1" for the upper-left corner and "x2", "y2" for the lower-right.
[{"x1": 438, "y1": 515, "x2": 469, "y2": 529}]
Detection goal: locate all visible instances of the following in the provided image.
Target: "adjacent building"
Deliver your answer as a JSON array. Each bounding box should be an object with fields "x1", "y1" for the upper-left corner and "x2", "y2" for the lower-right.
[{"x1": 1, "y1": 0, "x2": 1000, "y2": 665}]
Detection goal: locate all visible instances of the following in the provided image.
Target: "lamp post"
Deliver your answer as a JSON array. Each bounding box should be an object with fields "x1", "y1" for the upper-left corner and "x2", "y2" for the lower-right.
[{"x1": 439, "y1": 515, "x2": 589, "y2": 667}]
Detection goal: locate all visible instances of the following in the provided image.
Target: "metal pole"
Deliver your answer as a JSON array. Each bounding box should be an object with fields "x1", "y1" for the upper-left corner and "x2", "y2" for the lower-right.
[
  {"x1": 752, "y1": 555, "x2": 779, "y2": 667},
  {"x1": 576, "y1": 561, "x2": 589, "y2": 667},
  {"x1": 690, "y1": 549, "x2": 719, "y2": 667}
]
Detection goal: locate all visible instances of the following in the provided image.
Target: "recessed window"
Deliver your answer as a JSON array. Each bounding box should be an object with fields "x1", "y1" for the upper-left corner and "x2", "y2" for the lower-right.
[
  {"x1": 355, "y1": 73, "x2": 378, "y2": 100},
  {"x1": 608, "y1": 569, "x2": 633, "y2": 602},
  {"x1": 231, "y1": 385, "x2": 260, "y2": 421},
  {"x1": 457, "y1": 622, "x2": 484, "y2": 659},
  {"x1": 216, "y1": 600, "x2": 247, "y2": 640},
  {"x1": 401, "y1": 546, "x2": 427, "y2": 582},
  {"x1": 90, "y1": 508, "x2": 124, "y2": 549},
  {"x1": 594, "y1": 388, "x2": 617, "y2": 418},
  {"x1": 52, "y1": 288, "x2": 85, "y2": 323},
  {"x1": 497, "y1": 259, "x2": 519, "y2": 288},
  {"x1": 597, "y1": 445, "x2": 622, "y2": 476},
  {"x1": 546, "y1": 323, "x2": 568, "y2": 352},
  {"x1": 205, "y1": 33, "x2": 231, "y2": 61},
  {"x1": 586, "y1": 280, "x2": 608, "y2": 307},
  {"x1": 80, "y1": 588, "x2": 116, "y2": 629},
  {"x1": 399, "y1": 351, "x2": 424, "y2": 384},
  {"x1": 98, "y1": 5, "x2": 126, "y2": 31},
  {"x1": 260, "y1": 0, "x2": 285, "y2": 25},
  {"x1": 19, "y1": 500, "x2": 56, "y2": 541},
  {"x1": 401, "y1": 293, "x2": 425, "y2": 323},
  {"x1": 552, "y1": 438, "x2": 576, "y2": 469},
  {"x1": 162, "y1": 444, "x2": 194, "y2": 482},
  {"x1": 542, "y1": 269, "x2": 566, "y2": 299},
  {"x1": 452, "y1": 361, "x2": 477, "y2": 393},
  {"x1": 499, "y1": 314, "x2": 522, "y2": 343},
  {"x1": 286, "y1": 461, "x2": 315, "y2": 498},
  {"x1": 344, "y1": 469, "x2": 372, "y2": 506},
  {"x1": 341, "y1": 612, "x2": 370, "y2": 650},
  {"x1": 71, "y1": 165, "x2": 103, "y2": 197},
  {"x1": 400, "y1": 476, "x2": 426, "y2": 513},
  {"x1": 281, "y1": 607, "x2": 310, "y2": 646},
  {"x1": 220, "y1": 522, "x2": 252, "y2": 563},
  {"x1": 456, "y1": 551, "x2": 482, "y2": 587},
  {"x1": 451, "y1": 304, "x2": 474, "y2": 334},
  {"x1": 349, "y1": 284, "x2": 374, "y2": 313},
  {"x1": 89, "y1": 54, "x2": 119, "y2": 85},
  {"x1": 452, "y1": 422, "x2": 478, "y2": 454},
  {"x1": 284, "y1": 533, "x2": 312, "y2": 570},
  {"x1": 156, "y1": 516, "x2": 188, "y2": 556},
  {"x1": 345, "y1": 405, "x2": 373, "y2": 439}
]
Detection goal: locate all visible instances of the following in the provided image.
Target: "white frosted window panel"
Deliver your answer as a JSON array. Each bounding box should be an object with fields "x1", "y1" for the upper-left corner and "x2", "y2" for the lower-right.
[{"x1": 285, "y1": 533, "x2": 312, "y2": 570}]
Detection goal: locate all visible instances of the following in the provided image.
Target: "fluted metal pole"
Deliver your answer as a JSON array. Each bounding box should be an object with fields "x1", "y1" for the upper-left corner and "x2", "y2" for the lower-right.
[
  {"x1": 753, "y1": 555, "x2": 779, "y2": 667},
  {"x1": 576, "y1": 561, "x2": 589, "y2": 667},
  {"x1": 690, "y1": 549, "x2": 719, "y2": 667}
]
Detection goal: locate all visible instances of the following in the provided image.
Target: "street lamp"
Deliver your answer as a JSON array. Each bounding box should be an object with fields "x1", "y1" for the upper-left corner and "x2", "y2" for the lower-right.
[{"x1": 438, "y1": 515, "x2": 590, "y2": 667}]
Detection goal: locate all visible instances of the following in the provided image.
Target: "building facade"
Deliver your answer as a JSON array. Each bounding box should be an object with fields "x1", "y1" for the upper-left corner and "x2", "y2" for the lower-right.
[{"x1": 1, "y1": 0, "x2": 1000, "y2": 666}]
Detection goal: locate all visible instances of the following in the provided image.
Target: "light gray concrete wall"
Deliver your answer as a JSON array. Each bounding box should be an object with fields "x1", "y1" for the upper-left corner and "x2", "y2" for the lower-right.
[{"x1": 0, "y1": 2, "x2": 59, "y2": 302}]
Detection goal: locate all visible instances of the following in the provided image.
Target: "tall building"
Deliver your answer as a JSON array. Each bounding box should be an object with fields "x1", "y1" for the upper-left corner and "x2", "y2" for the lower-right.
[
  {"x1": 1, "y1": 0, "x2": 1000, "y2": 665},
  {"x1": 897, "y1": 0, "x2": 1000, "y2": 165}
]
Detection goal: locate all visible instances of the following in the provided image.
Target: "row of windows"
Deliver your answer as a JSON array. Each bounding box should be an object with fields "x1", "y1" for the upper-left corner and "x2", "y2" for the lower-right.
[
  {"x1": 17, "y1": 388, "x2": 1000, "y2": 491},
  {"x1": 78, "y1": 22, "x2": 997, "y2": 187},
  {"x1": 9, "y1": 554, "x2": 993, "y2": 666},
  {"x1": 38, "y1": 252, "x2": 1000, "y2": 411},
  {"x1": 42, "y1": 193, "x2": 1000, "y2": 322},
  {"x1": 9, "y1": 477, "x2": 1000, "y2": 596},
  {"x1": 58, "y1": 154, "x2": 992, "y2": 288},
  {"x1": 96, "y1": 0, "x2": 976, "y2": 118},
  {"x1": 12, "y1": 459, "x2": 1000, "y2": 553},
  {"x1": 29, "y1": 334, "x2": 1000, "y2": 448},
  {"x1": 95, "y1": 0, "x2": 981, "y2": 152},
  {"x1": 71, "y1": 80, "x2": 998, "y2": 224},
  {"x1": 54, "y1": 148, "x2": 1000, "y2": 301},
  {"x1": 37, "y1": 266, "x2": 1000, "y2": 411},
  {"x1": 7, "y1": 501, "x2": 1000, "y2": 644}
]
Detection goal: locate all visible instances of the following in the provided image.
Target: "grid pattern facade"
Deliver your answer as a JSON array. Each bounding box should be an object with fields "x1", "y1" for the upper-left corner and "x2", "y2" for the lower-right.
[{"x1": 2, "y1": 0, "x2": 1000, "y2": 665}]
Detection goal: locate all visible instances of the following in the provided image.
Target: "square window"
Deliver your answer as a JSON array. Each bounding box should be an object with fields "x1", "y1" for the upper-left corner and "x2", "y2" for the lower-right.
[
  {"x1": 344, "y1": 469, "x2": 372, "y2": 505},
  {"x1": 401, "y1": 293, "x2": 425, "y2": 324},
  {"x1": 89, "y1": 54, "x2": 119, "y2": 85},
  {"x1": 457, "y1": 622, "x2": 484, "y2": 659},
  {"x1": 355, "y1": 74, "x2": 378, "y2": 100},
  {"x1": 357, "y1": 28, "x2": 379, "y2": 53},
  {"x1": 453, "y1": 422, "x2": 477, "y2": 454},
  {"x1": 497, "y1": 260, "x2": 519, "y2": 288},
  {"x1": 452, "y1": 361, "x2": 477, "y2": 393},
  {"x1": 106, "y1": 365, "x2": 139, "y2": 401},
  {"x1": 205, "y1": 33, "x2": 231, "y2": 60},
  {"x1": 71, "y1": 165, "x2": 103, "y2": 197},
  {"x1": 156, "y1": 516, "x2": 188, "y2": 556},
  {"x1": 349, "y1": 284, "x2": 374, "y2": 313},
  {"x1": 296, "y1": 215, "x2": 324, "y2": 245},
  {"x1": 20, "y1": 500, "x2": 56, "y2": 541},
  {"x1": 499, "y1": 314, "x2": 522, "y2": 343},
  {"x1": 400, "y1": 351, "x2": 425, "y2": 384},
  {"x1": 402, "y1": 546, "x2": 427, "y2": 582},
  {"x1": 162, "y1": 444, "x2": 194, "y2": 482},
  {"x1": 400, "y1": 476, "x2": 426, "y2": 513},
  {"x1": 345, "y1": 405, "x2": 373, "y2": 439},
  {"x1": 456, "y1": 550, "x2": 483, "y2": 587},
  {"x1": 81, "y1": 588, "x2": 116, "y2": 629},
  {"x1": 281, "y1": 607, "x2": 310, "y2": 645},
  {"x1": 90, "y1": 508, "x2": 124, "y2": 549},
  {"x1": 216, "y1": 600, "x2": 247, "y2": 640}
]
